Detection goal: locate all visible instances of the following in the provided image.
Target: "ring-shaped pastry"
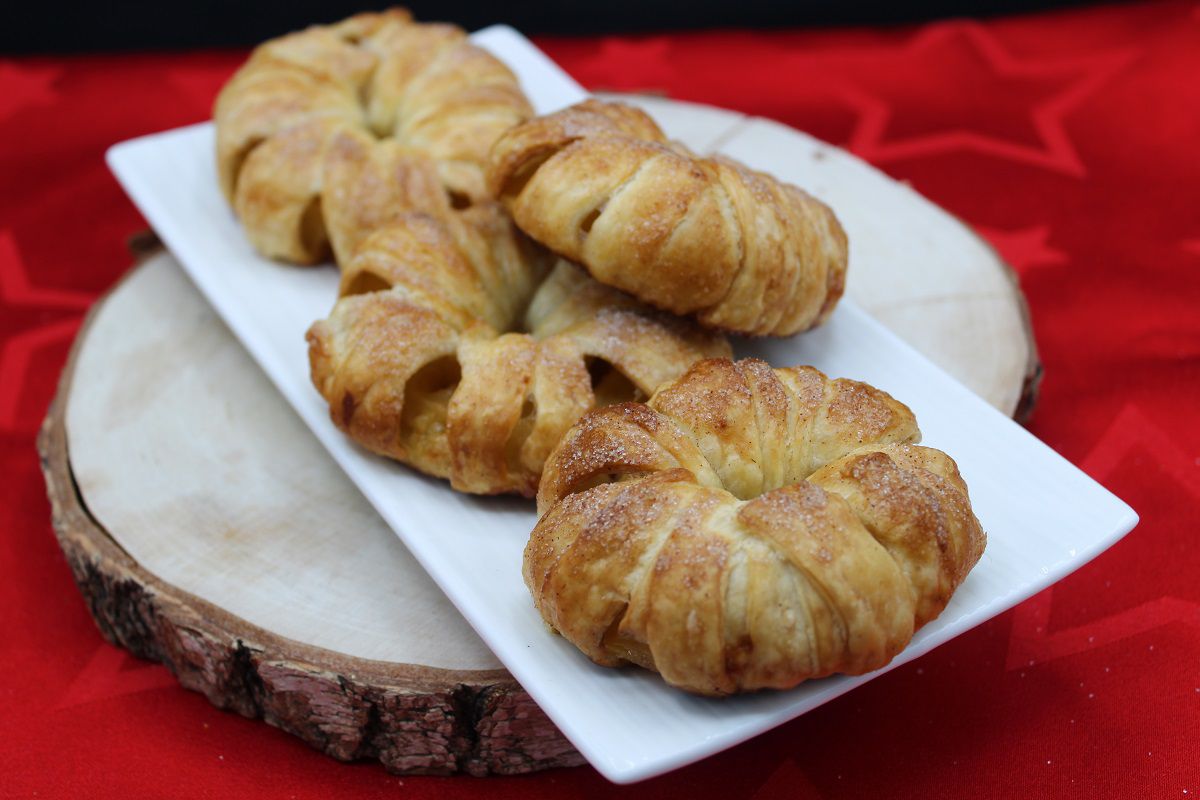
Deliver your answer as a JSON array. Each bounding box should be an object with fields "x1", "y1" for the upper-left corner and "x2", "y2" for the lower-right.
[
  {"x1": 306, "y1": 204, "x2": 731, "y2": 496},
  {"x1": 488, "y1": 100, "x2": 849, "y2": 337},
  {"x1": 216, "y1": 9, "x2": 532, "y2": 265},
  {"x1": 526, "y1": 357, "x2": 986, "y2": 694}
]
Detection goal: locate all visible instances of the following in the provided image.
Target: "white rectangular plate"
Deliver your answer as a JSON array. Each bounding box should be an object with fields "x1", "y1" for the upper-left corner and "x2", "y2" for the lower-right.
[{"x1": 107, "y1": 25, "x2": 1137, "y2": 784}]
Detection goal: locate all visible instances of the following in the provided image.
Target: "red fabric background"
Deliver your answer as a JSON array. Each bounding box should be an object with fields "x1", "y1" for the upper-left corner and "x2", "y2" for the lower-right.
[{"x1": 2, "y1": 1, "x2": 1198, "y2": 796}]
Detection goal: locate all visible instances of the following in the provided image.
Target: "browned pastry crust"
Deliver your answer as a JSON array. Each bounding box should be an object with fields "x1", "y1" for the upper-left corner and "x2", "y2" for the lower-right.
[
  {"x1": 306, "y1": 205, "x2": 731, "y2": 496},
  {"x1": 526, "y1": 358, "x2": 986, "y2": 694},
  {"x1": 487, "y1": 100, "x2": 849, "y2": 337},
  {"x1": 215, "y1": 9, "x2": 532, "y2": 265}
]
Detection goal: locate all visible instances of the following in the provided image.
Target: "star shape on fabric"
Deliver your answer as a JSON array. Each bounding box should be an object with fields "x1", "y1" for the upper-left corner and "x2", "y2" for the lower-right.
[
  {"x1": 569, "y1": 36, "x2": 676, "y2": 93},
  {"x1": 1007, "y1": 587, "x2": 1198, "y2": 670},
  {"x1": 1006, "y1": 403, "x2": 1200, "y2": 670},
  {"x1": 752, "y1": 756, "x2": 823, "y2": 799},
  {"x1": 0, "y1": 230, "x2": 95, "y2": 432},
  {"x1": 840, "y1": 22, "x2": 1135, "y2": 177},
  {"x1": 0, "y1": 62, "x2": 60, "y2": 121},
  {"x1": 56, "y1": 643, "x2": 178, "y2": 710},
  {"x1": 976, "y1": 225, "x2": 1068, "y2": 273}
]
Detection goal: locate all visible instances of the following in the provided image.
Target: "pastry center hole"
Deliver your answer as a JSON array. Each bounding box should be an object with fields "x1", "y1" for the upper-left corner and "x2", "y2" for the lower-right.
[
  {"x1": 401, "y1": 356, "x2": 461, "y2": 444},
  {"x1": 586, "y1": 357, "x2": 646, "y2": 408},
  {"x1": 299, "y1": 197, "x2": 331, "y2": 263},
  {"x1": 505, "y1": 398, "x2": 538, "y2": 467},
  {"x1": 601, "y1": 609, "x2": 655, "y2": 671},
  {"x1": 342, "y1": 269, "x2": 392, "y2": 297},
  {"x1": 579, "y1": 207, "x2": 601, "y2": 235},
  {"x1": 498, "y1": 149, "x2": 555, "y2": 203}
]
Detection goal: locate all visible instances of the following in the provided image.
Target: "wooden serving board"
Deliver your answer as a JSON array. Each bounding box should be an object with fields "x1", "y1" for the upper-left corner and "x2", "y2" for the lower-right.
[{"x1": 39, "y1": 98, "x2": 1038, "y2": 776}]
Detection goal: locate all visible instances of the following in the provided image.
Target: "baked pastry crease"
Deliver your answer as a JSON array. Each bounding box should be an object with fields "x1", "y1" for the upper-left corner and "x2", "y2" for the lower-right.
[
  {"x1": 306, "y1": 205, "x2": 731, "y2": 496},
  {"x1": 488, "y1": 100, "x2": 849, "y2": 337},
  {"x1": 526, "y1": 358, "x2": 986, "y2": 694}
]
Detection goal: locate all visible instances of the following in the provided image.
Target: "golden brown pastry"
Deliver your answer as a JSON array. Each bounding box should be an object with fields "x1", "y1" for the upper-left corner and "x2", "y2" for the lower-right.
[
  {"x1": 526, "y1": 358, "x2": 986, "y2": 695},
  {"x1": 215, "y1": 9, "x2": 532, "y2": 265},
  {"x1": 306, "y1": 204, "x2": 731, "y2": 496},
  {"x1": 487, "y1": 100, "x2": 849, "y2": 337}
]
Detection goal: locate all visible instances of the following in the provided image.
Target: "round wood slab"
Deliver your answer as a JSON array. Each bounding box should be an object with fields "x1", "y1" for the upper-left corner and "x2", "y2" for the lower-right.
[
  {"x1": 39, "y1": 98, "x2": 1038, "y2": 777},
  {"x1": 41, "y1": 252, "x2": 582, "y2": 775}
]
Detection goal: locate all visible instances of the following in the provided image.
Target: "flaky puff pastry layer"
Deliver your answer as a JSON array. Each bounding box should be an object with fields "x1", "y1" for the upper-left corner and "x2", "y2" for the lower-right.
[
  {"x1": 215, "y1": 9, "x2": 532, "y2": 265},
  {"x1": 488, "y1": 100, "x2": 848, "y2": 337},
  {"x1": 526, "y1": 358, "x2": 986, "y2": 694},
  {"x1": 306, "y1": 203, "x2": 730, "y2": 496}
]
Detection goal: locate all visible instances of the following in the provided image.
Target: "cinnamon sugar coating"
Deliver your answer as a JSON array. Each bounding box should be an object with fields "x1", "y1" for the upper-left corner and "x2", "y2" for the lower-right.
[
  {"x1": 306, "y1": 205, "x2": 730, "y2": 496},
  {"x1": 215, "y1": 9, "x2": 532, "y2": 264},
  {"x1": 487, "y1": 100, "x2": 848, "y2": 336},
  {"x1": 526, "y1": 358, "x2": 986, "y2": 694}
]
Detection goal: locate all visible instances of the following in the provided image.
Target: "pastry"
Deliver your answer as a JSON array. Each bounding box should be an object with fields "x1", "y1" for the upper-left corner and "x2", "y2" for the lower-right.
[
  {"x1": 306, "y1": 205, "x2": 731, "y2": 496},
  {"x1": 487, "y1": 100, "x2": 848, "y2": 337},
  {"x1": 526, "y1": 357, "x2": 986, "y2": 694},
  {"x1": 215, "y1": 9, "x2": 532, "y2": 264}
]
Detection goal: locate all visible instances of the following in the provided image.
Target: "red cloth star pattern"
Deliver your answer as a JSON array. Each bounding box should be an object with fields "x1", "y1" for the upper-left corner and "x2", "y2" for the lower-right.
[
  {"x1": 836, "y1": 22, "x2": 1136, "y2": 176},
  {"x1": 976, "y1": 224, "x2": 1068, "y2": 272},
  {"x1": 55, "y1": 645, "x2": 179, "y2": 711},
  {"x1": 571, "y1": 36, "x2": 677, "y2": 92},
  {"x1": 0, "y1": 231, "x2": 93, "y2": 430},
  {"x1": 2, "y1": 2, "x2": 1199, "y2": 797},
  {"x1": 0, "y1": 62, "x2": 60, "y2": 120}
]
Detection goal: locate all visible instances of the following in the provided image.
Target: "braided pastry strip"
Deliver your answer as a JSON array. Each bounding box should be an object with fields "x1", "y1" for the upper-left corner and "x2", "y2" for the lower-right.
[
  {"x1": 215, "y1": 9, "x2": 532, "y2": 265},
  {"x1": 527, "y1": 358, "x2": 986, "y2": 694},
  {"x1": 488, "y1": 100, "x2": 849, "y2": 337},
  {"x1": 306, "y1": 204, "x2": 731, "y2": 496}
]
